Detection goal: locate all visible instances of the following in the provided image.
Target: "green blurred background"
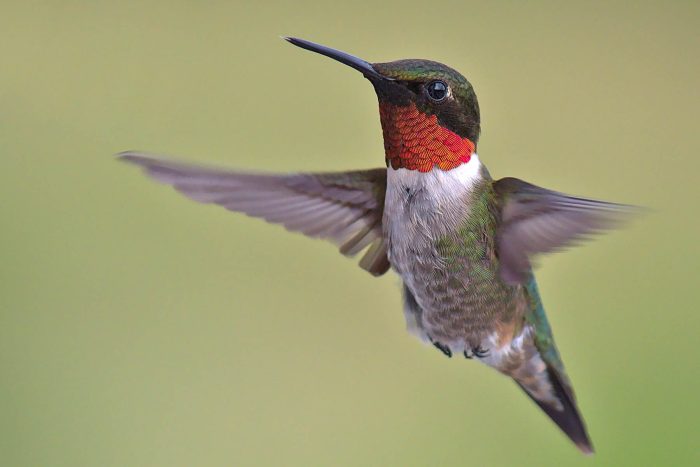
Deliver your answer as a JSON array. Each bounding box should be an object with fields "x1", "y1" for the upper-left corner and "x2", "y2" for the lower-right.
[{"x1": 1, "y1": 1, "x2": 698, "y2": 466}]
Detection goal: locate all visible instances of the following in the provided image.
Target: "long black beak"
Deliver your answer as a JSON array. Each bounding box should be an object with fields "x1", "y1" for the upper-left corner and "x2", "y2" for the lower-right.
[{"x1": 283, "y1": 37, "x2": 392, "y2": 81}]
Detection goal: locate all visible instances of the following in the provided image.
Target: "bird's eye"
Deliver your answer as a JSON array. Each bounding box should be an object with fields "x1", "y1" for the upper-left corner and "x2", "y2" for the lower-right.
[{"x1": 425, "y1": 80, "x2": 448, "y2": 102}]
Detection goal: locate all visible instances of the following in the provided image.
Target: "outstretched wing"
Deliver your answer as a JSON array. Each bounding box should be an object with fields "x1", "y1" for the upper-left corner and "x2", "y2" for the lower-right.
[
  {"x1": 119, "y1": 152, "x2": 390, "y2": 276},
  {"x1": 494, "y1": 177, "x2": 637, "y2": 284}
]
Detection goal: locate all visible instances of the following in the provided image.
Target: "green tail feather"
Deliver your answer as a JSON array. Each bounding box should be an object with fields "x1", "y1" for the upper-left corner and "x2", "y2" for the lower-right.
[{"x1": 522, "y1": 279, "x2": 594, "y2": 454}]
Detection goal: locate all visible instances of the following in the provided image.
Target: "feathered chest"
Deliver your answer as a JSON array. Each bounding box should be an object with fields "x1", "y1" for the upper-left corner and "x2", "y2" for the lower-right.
[{"x1": 382, "y1": 157, "x2": 488, "y2": 274}]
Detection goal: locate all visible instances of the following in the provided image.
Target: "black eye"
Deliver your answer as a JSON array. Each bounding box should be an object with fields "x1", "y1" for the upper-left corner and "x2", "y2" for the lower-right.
[{"x1": 425, "y1": 80, "x2": 448, "y2": 102}]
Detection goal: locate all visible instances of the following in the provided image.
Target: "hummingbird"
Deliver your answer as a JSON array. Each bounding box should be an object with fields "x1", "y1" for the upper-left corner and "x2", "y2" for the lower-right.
[{"x1": 120, "y1": 37, "x2": 636, "y2": 454}]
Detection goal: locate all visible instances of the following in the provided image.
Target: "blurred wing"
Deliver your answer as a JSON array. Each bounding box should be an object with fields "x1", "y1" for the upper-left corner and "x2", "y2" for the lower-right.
[
  {"x1": 494, "y1": 177, "x2": 638, "y2": 284},
  {"x1": 119, "y1": 152, "x2": 390, "y2": 276}
]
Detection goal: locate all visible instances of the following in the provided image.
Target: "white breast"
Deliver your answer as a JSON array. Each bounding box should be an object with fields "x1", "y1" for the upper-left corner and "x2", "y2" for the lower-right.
[
  {"x1": 382, "y1": 155, "x2": 485, "y2": 275},
  {"x1": 385, "y1": 154, "x2": 483, "y2": 197}
]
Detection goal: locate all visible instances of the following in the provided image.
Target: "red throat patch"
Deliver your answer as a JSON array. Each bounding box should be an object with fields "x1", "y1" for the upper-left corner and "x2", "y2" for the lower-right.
[{"x1": 379, "y1": 102, "x2": 475, "y2": 172}]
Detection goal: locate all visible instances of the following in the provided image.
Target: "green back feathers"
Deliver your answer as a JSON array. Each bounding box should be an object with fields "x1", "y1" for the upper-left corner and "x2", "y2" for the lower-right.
[
  {"x1": 435, "y1": 181, "x2": 505, "y2": 296},
  {"x1": 524, "y1": 278, "x2": 568, "y2": 380}
]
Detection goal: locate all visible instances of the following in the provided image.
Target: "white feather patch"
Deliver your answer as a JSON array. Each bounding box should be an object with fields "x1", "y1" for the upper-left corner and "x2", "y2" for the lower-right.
[{"x1": 386, "y1": 154, "x2": 483, "y2": 196}]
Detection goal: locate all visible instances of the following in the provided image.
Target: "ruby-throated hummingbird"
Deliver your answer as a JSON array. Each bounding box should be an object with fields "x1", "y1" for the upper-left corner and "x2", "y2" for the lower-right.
[{"x1": 120, "y1": 37, "x2": 636, "y2": 454}]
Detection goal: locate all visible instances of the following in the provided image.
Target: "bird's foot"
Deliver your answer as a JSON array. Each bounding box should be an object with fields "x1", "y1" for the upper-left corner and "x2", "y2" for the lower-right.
[
  {"x1": 429, "y1": 337, "x2": 452, "y2": 358},
  {"x1": 473, "y1": 345, "x2": 489, "y2": 358},
  {"x1": 464, "y1": 345, "x2": 489, "y2": 359}
]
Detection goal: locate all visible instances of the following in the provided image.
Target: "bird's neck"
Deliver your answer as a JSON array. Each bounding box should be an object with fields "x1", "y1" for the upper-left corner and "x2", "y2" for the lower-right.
[
  {"x1": 386, "y1": 153, "x2": 486, "y2": 200},
  {"x1": 379, "y1": 101, "x2": 476, "y2": 173}
]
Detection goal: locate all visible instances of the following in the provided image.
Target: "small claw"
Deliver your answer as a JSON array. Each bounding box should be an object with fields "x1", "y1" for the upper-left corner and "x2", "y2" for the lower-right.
[
  {"x1": 473, "y1": 345, "x2": 489, "y2": 358},
  {"x1": 463, "y1": 350, "x2": 473, "y2": 359},
  {"x1": 432, "y1": 341, "x2": 452, "y2": 358}
]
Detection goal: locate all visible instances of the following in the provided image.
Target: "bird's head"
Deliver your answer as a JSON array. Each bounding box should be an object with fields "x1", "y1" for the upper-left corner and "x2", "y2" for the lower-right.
[{"x1": 285, "y1": 38, "x2": 480, "y2": 173}]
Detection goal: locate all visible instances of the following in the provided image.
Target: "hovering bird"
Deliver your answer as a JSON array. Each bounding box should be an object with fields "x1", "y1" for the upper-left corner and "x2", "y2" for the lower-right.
[{"x1": 120, "y1": 37, "x2": 636, "y2": 454}]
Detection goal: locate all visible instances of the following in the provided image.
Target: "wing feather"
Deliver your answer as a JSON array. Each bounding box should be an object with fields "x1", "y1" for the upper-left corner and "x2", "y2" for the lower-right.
[
  {"x1": 494, "y1": 177, "x2": 638, "y2": 284},
  {"x1": 119, "y1": 152, "x2": 390, "y2": 276}
]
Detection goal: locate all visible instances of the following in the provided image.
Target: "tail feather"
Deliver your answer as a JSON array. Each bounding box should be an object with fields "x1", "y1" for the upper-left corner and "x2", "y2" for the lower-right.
[
  {"x1": 516, "y1": 364, "x2": 594, "y2": 455},
  {"x1": 516, "y1": 278, "x2": 594, "y2": 454}
]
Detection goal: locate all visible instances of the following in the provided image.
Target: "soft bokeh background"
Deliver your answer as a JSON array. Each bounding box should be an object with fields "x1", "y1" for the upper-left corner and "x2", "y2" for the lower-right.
[{"x1": 1, "y1": 1, "x2": 698, "y2": 466}]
